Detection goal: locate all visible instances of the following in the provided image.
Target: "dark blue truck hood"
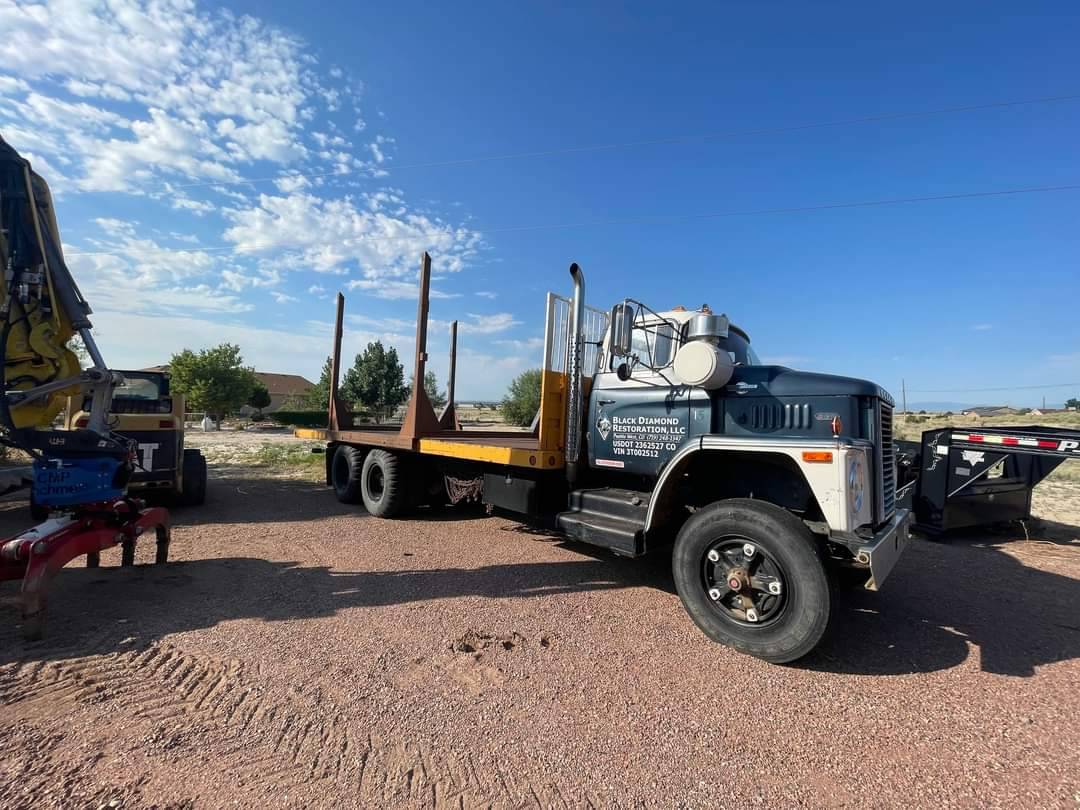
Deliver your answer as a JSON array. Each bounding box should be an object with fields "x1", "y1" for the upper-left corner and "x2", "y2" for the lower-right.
[{"x1": 725, "y1": 366, "x2": 894, "y2": 405}]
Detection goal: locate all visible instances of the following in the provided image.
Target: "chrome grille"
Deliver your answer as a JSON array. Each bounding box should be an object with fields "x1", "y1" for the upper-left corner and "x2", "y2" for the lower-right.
[{"x1": 878, "y1": 401, "x2": 896, "y2": 521}]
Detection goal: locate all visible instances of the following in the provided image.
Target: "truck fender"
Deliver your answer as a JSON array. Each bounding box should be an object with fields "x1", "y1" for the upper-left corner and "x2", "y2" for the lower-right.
[{"x1": 644, "y1": 434, "x2": 873, "y2": 537}]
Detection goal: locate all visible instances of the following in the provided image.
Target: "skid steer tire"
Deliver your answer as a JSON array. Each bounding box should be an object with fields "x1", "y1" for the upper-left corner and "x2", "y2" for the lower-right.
[
  {"x1": 178, "y1": 449, "x2": 207, "y2": 506},
  {"x1": 361, "y1": 449, "x2": 406, "y2": 518},
  {"x1": 672, "y1": 498, "x2": 831, "y2": 664},
  {"x1": 331, "y1": 445, "x2": 365, "y2": 504}
]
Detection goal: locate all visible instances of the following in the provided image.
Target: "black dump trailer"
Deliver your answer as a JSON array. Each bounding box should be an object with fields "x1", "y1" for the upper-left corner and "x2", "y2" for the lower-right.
[{"x1": 897, "y1": 425, "x2": 1079, "y2": 534}]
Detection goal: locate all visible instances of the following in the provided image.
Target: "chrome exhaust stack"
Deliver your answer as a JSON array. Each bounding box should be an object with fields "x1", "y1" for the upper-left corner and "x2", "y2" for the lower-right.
[{"x1": 566, "y1": 263, "x2": 585, "y2": 486}]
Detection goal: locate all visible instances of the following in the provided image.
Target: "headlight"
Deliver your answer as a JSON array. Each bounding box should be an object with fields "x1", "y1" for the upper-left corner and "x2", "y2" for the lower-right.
[{"x1": 848, "y1": 456, "x2": 865, "y2": 516}]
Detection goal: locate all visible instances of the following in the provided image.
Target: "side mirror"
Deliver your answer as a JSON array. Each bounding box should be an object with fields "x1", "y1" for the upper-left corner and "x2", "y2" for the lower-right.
[
  {"x1": 608, "y1": 301, "x2": 635, "y2": 357},
  {"x1": 616, "y1": 362, "x2": 632, "y2": 382}
]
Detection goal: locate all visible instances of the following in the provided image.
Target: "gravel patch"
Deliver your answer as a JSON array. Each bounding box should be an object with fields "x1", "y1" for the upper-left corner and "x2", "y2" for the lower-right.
[{"x1": 0, "y1": 460, "x2": 1077, "y2": 808}]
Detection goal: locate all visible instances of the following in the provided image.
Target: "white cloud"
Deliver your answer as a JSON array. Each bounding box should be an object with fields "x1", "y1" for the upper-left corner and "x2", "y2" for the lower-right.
[
  {"x1": 475, "y1": 290, "x2": 498, "y2": 299},
  {"x1": 225, "y1": 190, "x2": 482, "y2": 278},
  {"x1": 0, "y1": 75, "x2": 30, "y2": 95},
  {"x1": 350, "y1": 311, "x2": 520, "y2": 336},
  {"x1": 90, "y1": 309, "x2": 336, "y2": 377},
  {"x1": 346, "y1": 278, "x2": 461, "y2": 300},
  {"x1": 65, "y1": 218, "x2": 248, "y2": 315},
  {"x1": 0, "y1": 0, "x2": 341, "y2": 191},
  {"x1": 64, "y1": 79, "x2": 132, "y2": 101},
  {"x1": 2, "y1": 0, "x2": 497, "y2": 385},
  {"x1": 457, "y1": 312, "x2": 521, "y2": 334},
  {"x1": 171, "y1": 196, "x2": 216, "y2": 216},
  {"x1": 494, "y1": 336, "x2": 544, "y2": 352},
  {"x1": 225, "y1": 118, "x2": 308, "y2": 163},
  {"x1": 274, "y1": 174, "x2": 312, "y2": 193},
  {"x1": 971, "y1": 323, "x2": 993, "y2": 331}
]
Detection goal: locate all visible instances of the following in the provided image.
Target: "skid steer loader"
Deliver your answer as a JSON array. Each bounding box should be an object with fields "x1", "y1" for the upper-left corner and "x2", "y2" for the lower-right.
[{"x1": 65, "y1": 369, "x2": 207, "y2": 506}]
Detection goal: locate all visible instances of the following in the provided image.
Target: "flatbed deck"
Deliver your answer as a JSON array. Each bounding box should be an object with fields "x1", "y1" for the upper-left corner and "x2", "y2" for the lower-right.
[
  {"x1": 298, "y1": 254, "x2": 581, "y2": 473},
  {"x1": 296, "y1": 427, "x2": 564, "y2": 469}
]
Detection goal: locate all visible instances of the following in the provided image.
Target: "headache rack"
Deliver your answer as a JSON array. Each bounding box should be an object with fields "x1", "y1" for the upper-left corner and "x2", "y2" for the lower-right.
[{"x1": 896, "y1": 424, "x2": 1079, "y2": 534}]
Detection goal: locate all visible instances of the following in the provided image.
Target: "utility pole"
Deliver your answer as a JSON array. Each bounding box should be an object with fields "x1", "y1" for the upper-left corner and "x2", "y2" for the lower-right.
[{"x1": 901, "y1": 378, "x2": 907, "y2": 414}]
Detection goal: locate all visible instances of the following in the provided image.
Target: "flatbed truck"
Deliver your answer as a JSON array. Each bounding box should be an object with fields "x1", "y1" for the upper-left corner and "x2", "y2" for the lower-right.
[{"x1": 299, "y1": 254, "x2": 912, "y2": 663}]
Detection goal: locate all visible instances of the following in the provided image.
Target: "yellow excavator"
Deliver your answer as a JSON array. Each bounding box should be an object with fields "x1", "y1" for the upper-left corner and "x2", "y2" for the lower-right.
[{"x1": 0, "y1": 134, "x2": 171, "y2": 638}]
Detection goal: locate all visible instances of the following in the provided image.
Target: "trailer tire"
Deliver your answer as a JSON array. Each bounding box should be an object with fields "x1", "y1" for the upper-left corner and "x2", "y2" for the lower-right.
[
  {"x1": 361, "y1": 449, "x2": 406, "y2": 517},
  {"x1": 672, "y1": 498, "x2": 831, "y2": 664},
  {"x1": 331, "y1": 445, "x2": 365, "y2": 504},
  {"x1": 178, "y1": 449, "x2": 207, "y2": 506}
]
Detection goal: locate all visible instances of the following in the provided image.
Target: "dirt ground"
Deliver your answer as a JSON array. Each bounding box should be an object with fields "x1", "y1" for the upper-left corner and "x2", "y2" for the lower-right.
[{"x1": 1, "y1": 447, "x2": 1078, "y2": 808}]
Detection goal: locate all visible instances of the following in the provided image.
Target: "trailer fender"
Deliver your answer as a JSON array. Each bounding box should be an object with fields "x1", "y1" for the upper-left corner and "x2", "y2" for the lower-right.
[{"x1": 644, "y1": 435, "x2": 874, "y2": 537}]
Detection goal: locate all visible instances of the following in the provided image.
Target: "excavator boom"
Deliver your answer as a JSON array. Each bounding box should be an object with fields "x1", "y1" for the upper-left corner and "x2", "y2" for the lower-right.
[{"x1": 0, "y1": 134, "x2": 130, "y2": 500}]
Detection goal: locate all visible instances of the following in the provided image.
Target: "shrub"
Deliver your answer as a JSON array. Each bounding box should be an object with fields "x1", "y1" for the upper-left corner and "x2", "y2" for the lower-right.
[
  {"x1": 501, "y1": 369, "x2": 542, "y2": 427},
  {"x1": 268, "y1": 411, "x2": 329, "y2": 428}
]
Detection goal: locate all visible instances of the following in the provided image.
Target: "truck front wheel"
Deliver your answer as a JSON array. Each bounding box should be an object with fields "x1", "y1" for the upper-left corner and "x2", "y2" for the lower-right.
[
  {"x1": 361, "y1": 449, "x2": 406, "y2": 517},
  {"x1": 672, "y1": 498, "x2": 831, "y2": 664}
]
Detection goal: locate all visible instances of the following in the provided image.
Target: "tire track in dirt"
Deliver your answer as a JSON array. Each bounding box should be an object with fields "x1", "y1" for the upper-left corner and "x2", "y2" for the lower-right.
[{"x1": 0, "y1": 640, "x2": 567, "y2": 808}]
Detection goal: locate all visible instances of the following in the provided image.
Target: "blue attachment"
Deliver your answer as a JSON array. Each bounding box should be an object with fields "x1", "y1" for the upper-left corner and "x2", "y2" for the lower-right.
[{"x1": 32, "y1": 456, "x2": 126, "y2": 507}]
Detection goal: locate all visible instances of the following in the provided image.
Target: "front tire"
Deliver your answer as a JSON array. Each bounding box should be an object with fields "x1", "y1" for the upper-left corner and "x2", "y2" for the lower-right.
[
  {"x1": 360, "y1": 449, "x2": 406, "y2": 517},
  {"x1": 178, "y1": 449, "x2": 207, "y2": 506},
  {"x1": 672, "y1": 498, "x2": 831, "y2": 664}
]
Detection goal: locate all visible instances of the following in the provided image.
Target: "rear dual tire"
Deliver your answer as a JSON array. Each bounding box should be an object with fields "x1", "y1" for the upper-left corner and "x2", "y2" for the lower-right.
[
  {"x1": 331, "y1": 446, "x2": 407, "y2": 518},
  {"x1": 672, "y1": 498, "x2": 831, "y2": 664},
  {"x1": 331, "y1": 445, "x2": 365, "y2": 504}
]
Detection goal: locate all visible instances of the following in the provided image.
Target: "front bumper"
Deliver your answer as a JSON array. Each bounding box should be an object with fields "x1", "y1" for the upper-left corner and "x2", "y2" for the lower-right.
[{"x1": 854, "y1": 508, "x2": 912, "y2": 591}]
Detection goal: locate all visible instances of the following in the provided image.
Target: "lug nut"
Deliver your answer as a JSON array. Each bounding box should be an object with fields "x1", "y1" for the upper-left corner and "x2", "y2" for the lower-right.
[
  {"x1": 742, "y1": 543, "x2": 756, "y2": 558},
  {"x1": 708, "y1": 588, "x2": 722, "y2": 601},
  {"x1": 707, "y1": 549, "x2": 720, "y2": 562},
  {"x1": 768, "y1": 581, "x2": 782, "y2": 595},
  {"x1": 745, "y1": 608, "x2": 759, "y2": 622}
]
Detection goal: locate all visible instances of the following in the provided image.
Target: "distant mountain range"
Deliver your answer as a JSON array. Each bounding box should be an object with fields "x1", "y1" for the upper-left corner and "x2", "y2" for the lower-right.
[
  {"x1": 904, "y1": 401, "x2": 977, "y2": 412},
  {"x1": 905, "y1": 401, "x2": 1070, "y2": 412}
]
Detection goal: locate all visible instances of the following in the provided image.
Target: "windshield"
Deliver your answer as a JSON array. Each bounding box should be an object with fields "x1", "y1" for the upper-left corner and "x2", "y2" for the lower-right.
[
  {"x1": 607, "y1": 305, "x2": 761, "y2": 369},
  {"x1": 719, "y1": 329, "x2": 760, "y2": 366},
  {"x1": 628, "y1": 321, "x2": 677, "y2": 368},
  {"x1": 114, "y1": 373, "x2": 166, "y2": 400}
]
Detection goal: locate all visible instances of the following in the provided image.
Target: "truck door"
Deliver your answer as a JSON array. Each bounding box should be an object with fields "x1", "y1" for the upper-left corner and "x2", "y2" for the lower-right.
[{"x1": 588, "y1": 320, "x2": 691, "y2": 477}]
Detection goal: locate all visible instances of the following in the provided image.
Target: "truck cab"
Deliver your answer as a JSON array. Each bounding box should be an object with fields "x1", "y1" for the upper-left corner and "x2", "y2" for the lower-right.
[{"x1": 555, "y1": 295, "x2": 911, "y2": 661}]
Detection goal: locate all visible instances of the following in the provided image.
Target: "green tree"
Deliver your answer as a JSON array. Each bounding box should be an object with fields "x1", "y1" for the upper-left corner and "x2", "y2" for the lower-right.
[
  {"x1": 341, "y1": 341, "x2": 407, "y2": 421},
  {"x1": 169, "y1": 343, "x2": 257, "y2": 423},
  {"x1": 1067, "y1": 397, "x2": 1079, "y2": 410},
  {"x1": 248, "y1": 381, "x2": 272, "y2": 417},
  {"x1": 410, "y1": 369, "x2": 447, "y2": 410},
  {"x1": 305, "y1": 356, "x2": 334, "y2": 411},
  {"x1": 501, "y1": 368, "x2": 542, "y2": 427}
]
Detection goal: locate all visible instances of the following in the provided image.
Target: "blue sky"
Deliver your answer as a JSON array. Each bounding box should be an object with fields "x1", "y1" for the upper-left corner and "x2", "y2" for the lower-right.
[{"x1": 1, "y1": 0, "x2": 1077, "y2": 405}]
